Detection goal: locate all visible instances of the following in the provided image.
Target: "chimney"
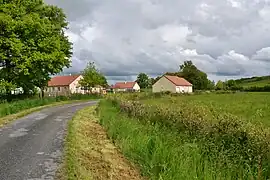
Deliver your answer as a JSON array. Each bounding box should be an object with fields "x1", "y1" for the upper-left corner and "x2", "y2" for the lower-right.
[
  {"x1": 69, "y1": 73, "x2": 71, "y2": 76},
  {"x1": 124, "y1": 81, "x2": 127, "y2": 84}
]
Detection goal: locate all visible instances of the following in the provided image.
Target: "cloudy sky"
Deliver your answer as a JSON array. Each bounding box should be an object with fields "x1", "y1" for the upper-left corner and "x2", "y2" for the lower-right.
[{"x1": 45, "y1": 0, "x2": 270, "y2": 84}]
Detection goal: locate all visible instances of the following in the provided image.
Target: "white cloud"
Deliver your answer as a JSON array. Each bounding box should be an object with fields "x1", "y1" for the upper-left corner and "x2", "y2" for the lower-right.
[{"x1": 45, "y1": 0, "x2": 270, "y2": 83}]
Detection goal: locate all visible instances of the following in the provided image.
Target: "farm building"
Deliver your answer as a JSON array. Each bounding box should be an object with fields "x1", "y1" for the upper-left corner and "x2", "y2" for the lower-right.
[
  {"x1": 46, "y1": 75, "x2": 84, "y2": 96},
  {"x1": 112, "y1": 82, "x2": 140, "y2": 92},
  {"x1": 152, "y1": 75, "x2": 192, "y2": 93}
]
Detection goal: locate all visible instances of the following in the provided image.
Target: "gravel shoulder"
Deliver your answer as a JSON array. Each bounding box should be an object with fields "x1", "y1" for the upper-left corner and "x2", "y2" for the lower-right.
[{"x1": 0, "y1": 101, "x2": 97, "y2": 180}]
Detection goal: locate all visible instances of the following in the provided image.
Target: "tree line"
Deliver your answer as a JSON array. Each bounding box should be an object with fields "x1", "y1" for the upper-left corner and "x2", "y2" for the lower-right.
[
  {"x1": 136, "y1": 61, "x2": 215, "y2": 90},
  {"x1": 136, "y1": 61, "x2": 270, "y2": 92}
]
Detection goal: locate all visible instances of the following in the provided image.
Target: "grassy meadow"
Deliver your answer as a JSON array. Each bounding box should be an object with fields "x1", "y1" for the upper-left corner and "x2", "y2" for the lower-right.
[
  {"x1": 141, "y1": 92, "x2": 270, "y2": 126},
  {"x1": 97, "y1": 92, "x2": 270, "y2": 179}
]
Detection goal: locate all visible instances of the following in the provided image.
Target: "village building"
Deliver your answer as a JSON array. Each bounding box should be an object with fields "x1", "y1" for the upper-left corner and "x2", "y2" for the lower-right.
[
  {"x1": 112, "y1": 82, "x2": 140, "y2": 92},
  {"x1": 152, "y1": 75, "x2": 193, "y2": 93},
  {"x1": 46, "y1": 75, "x2": 84, "y2": 96}
]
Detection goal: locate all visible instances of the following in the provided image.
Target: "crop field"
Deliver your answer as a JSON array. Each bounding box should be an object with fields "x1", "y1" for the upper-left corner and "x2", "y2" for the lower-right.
[{"x1": 97, "y1": 92, "x2": 270, "y2": 179}]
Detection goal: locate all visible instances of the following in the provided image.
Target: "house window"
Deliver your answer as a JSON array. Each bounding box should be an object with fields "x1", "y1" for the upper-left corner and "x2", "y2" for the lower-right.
[{"x1": 58, "y1": 87, "x2": 61, "y2": 91}]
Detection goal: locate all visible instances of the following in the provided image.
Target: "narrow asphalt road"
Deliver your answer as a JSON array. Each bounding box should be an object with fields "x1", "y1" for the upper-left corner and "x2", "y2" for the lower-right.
[{"x1": 0, "y1": 100, "x2": 98, "y2": 180}]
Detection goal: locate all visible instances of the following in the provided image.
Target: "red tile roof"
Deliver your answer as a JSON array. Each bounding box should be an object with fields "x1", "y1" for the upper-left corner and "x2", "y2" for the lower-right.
[
  {"x1": 48, "y1": 75, "x2": 80, "y2": 87},
  {"x1": 164, "y1": 75, "x2": 192, "y2": 86},
  {"x1": 112, "y1": 82, "x2": 136, "y2": 89}
]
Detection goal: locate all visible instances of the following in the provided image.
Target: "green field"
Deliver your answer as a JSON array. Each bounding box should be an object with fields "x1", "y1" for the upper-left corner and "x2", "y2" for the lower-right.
[
  {"x1": 142, "y1": 92, "x2": 270, "y2": 126},
  {"x1": 236, "y1": 76, "x2": 270, "y2": 87},
  {"x1": 97, "y1": 92, "x2": 270, "y2": 179}
]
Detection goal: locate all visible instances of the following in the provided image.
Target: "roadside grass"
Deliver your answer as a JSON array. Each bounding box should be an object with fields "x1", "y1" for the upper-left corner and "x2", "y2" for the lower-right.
[
  {"x1": 59, "y1": 105, "x2": 142, "y2": 180},
  {"x1": 0, "y1": 100, "x2": 84, "y2": 128},
  {"x1": 0, "y1": 94, "x2": 101, "y2": 127},
  {"x1": 97, "y1": 100, "x2": 257, "y2": 180}
]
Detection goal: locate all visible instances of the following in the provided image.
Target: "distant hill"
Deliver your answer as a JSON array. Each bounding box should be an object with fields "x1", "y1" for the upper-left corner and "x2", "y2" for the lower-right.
[{"x1": 235, "y1": 76, "x2": 270, "y2": 87}]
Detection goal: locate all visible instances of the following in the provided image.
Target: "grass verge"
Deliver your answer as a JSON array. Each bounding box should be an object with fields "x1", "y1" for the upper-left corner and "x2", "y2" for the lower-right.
[
  {"x1": 97, "y1": 100, "x2": 267, "y2": 180},
  {"x1": 0, "y1": 94, "x2": 100, "y2": 118},
  {"x1": 0, "y1": 99, "x2": 96, "y2": 128},
  {"x1": 58, "y1": 105, "x2": 142, "y2": 180}
]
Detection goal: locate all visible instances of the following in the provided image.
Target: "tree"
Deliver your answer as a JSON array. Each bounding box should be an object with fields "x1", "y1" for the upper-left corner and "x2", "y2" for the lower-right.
[
  {"x1": 207, "y1": 80, "x2": 215, "y2": 90},
  {"x1": 136, "y1": 73, "x2": 150, "y2": 89},
  {"x1": 0, "y1": 0, "x2": 72, "y2": 98},
  {"x1": 79, "y1": 62, "x2": 107, "y2": 93},
  {"x1": 149, "y1": 78, "x2": 155, "y2": 87},
  {"x1": 179, "y1": 61, "x2": 209, "y2": 90},
  {"x1": 216, "y1": 80, "x2": 224, "y2": 90}
]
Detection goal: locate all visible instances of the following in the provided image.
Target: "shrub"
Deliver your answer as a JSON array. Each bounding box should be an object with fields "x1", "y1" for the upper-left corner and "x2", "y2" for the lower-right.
[{"x1": 106, "y1": 95, "x2": 270, "y2": 178}]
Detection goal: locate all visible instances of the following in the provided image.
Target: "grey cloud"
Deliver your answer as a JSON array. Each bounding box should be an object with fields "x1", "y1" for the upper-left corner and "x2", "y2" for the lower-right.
[
  {"x1": 252, "y1": 47, "x2": 270, "y2": 62},
  {"x1": 45, "y1": 0, "x2": 270, "y2": 82},
  {"x1": 45, "y1": 0, "x2": 102, "y2": 22}
]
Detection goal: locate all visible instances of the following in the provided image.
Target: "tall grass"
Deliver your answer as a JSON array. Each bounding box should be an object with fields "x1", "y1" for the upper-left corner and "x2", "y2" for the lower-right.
[
  {"x1": 98, "y1": 101, "x2": 257, "y2": 179},
  {"x1": 0, "y1": 94, "x2": 100, "y2": 118},
  {"x1": 97, "y1": 93, "x2": 270, "y2": 179}
]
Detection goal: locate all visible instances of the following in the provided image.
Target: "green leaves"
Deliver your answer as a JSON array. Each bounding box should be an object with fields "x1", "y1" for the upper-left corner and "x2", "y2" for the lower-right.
[
  {"x1": 136, "y1": 73, "x2": 150, "y2": 89},
  {"x1": 79, "y1": 62, "x2": 108, "y2": 90},
  {"x1": 179, "y1": 61, "x2": 211, "y2": 90},
  {"x1": 0, "y1": 0, "x2": 72, "y2": 96}
]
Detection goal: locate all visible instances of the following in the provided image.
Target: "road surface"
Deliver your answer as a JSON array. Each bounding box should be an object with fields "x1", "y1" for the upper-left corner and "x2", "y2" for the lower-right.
[{"x1": 0, "y1": 101, "x2": 98, "y2": 180}]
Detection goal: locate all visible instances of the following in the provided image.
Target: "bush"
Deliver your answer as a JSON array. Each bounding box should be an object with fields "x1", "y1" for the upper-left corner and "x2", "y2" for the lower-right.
[
  {"x1": 244, "y1": 85, "x2": 270, "y2": 92},
  {"x1": 105, "y1": 95, "x2": 270, "y2": 178}
]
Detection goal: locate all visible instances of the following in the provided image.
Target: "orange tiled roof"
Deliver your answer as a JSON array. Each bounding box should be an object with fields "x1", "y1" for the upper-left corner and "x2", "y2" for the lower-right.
[
  {"x1": 112, "y1": 82, "x2": 136, "y2": 89},
  {"x1": 164, "y1": 75, "x2": 192, "y2": 86},
  {"x1": 48, "y1": 75, "x2": 80, "y2": 87}
]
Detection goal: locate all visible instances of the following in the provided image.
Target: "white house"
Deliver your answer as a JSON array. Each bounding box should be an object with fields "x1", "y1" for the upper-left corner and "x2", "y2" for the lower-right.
[
  {"x1": 112, "y1": 81, "x2": 140, "y2": 92},
  {"x1": 46, "y1": 75, "x2": 84, "y2": 96},
  {"x1": 152, "y1": 75, "x2": 193, "y2": 93}
]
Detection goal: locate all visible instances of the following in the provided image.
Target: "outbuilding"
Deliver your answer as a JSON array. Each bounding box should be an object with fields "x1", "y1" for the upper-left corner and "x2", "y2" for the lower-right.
[{"x1": 152, "y1": 75, "x2": 192, "y2": 93}]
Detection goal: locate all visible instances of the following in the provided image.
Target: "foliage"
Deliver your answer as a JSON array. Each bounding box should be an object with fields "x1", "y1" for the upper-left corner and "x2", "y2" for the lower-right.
[
  {"x1": 79, "y1": 62, "x2": 108, "y2": 90},
  {"x1": 0, "y1": 0, "x2": 72, "y2": 96},
  {"x1": 235, "y1": 76, "x2": 270, "y2": 87},
  {"x1": 244, "y1": 85, "x2": 270, "y2": 92},
  {"x1": 207, "y1": 80, "x2": 215, "y2": 90},
  {"x1": 0, "y1": 79, "x2": 16, "y2": 94},
  {"x1": 99, "y1": 101, "x2": 254, "y2": 179},
  {"x1": 149, "y1": 77, "x2": 155, "y2": 87},
  {"x1": 135, "y1": 73, "x2": 150, "y2": 89},
  {"x1": 216, "y1": 80, "x2": 225, "y2": 90},
  {"x1": 179, "y1": 61, "x2": 210, "y2": 90},
  {"x1": 101, "y1": 93, "x2": 270, "y2": 179}
]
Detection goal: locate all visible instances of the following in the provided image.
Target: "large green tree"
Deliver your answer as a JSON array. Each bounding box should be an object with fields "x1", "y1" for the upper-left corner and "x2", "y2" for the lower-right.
[
  {"x1": 0, "y1": 0, "x2": 72, "y2": 98},
  {"x1": 136, "y1": 73, "x2": 150, "y2": 89},
  {"x1": 179, "y1": 61, "x2": 210, "y2": 90},
  {"x1": 79, "y1": 62, "x2": 108, "y2": 92}
]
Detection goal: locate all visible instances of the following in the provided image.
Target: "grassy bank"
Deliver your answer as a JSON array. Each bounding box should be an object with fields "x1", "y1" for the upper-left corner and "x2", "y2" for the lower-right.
[
  {"x1": 0, "y1": 94, "x2": 100, "y2": 118},
  {"x1": 98, "y1": 100, "x2": 258, "y2": 179},
  {"x1": 97, "y1": 92, "x2": 270, "y2": 179},
  {"x1": 58, "y1": 105, "x2": 142, "y2": 180}
]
